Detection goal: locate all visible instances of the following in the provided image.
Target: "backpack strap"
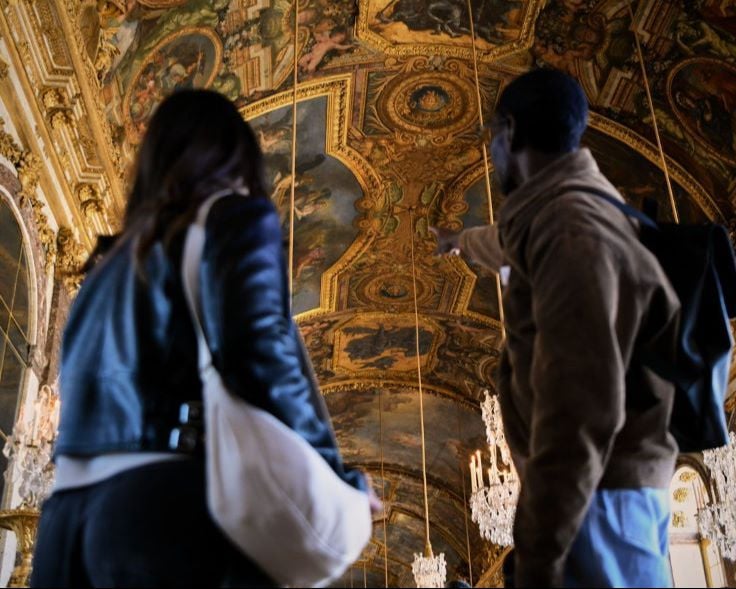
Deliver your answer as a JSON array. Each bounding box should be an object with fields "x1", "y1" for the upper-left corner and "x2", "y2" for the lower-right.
[{"x1": 563, "y1": 184, "x2": 659, "y2": 230}]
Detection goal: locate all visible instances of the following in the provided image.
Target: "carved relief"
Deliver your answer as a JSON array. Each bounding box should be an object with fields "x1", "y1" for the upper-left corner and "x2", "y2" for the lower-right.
[
  {"x1": 40, "y1": 87, "x2": 74, "y2": 130},
  {"x1": 55, "y1": 226, "x2": 86, "y2": 293},
  {"x1": 76, "y1": 183, "x2": 104, "y2": 219},
  {"x1": 0, "y1": 118, "x2": 56, "y2": 269}
]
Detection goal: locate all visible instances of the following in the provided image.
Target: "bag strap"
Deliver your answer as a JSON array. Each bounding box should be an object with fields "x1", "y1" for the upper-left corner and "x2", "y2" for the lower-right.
[
  {"x1": 181, "y1": 188, "x2": 249, "y2": 374},
  {"x1": 180, "y1": 189, "x2": 342, "y2": 447},
  {"x1": 563, "y1": 184, "x2": 659, "y2": 230}
]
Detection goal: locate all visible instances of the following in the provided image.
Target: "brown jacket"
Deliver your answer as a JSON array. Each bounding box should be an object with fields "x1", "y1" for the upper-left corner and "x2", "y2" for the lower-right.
[{"x1": 460, "y1": 149, "x2": 679, "y2": 587}]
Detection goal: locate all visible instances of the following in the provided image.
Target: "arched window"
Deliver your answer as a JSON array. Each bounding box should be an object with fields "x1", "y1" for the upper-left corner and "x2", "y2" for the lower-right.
[
  {"x1": 669, "y1": 465, "x2": 727, "y2": 587},
  {"x1": 0, "y1": 197, "x2": 31, "y2": 500}
]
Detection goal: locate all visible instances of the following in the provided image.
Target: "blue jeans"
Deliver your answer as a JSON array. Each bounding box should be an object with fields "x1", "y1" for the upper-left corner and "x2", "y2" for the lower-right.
[{"x1": 564, "y1": 488, "x2": 673, "y2": 588}]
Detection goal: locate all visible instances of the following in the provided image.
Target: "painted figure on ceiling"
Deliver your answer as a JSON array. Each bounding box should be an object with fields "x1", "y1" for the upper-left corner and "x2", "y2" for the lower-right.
[{"x1": 376, "y1": 0, "x2": 521, "y2": 44}]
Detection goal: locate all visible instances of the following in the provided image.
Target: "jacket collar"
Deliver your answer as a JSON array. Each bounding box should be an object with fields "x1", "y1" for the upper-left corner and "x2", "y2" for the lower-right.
[{"x1": 497, "y1": 148, "x2": 601, "y2": 236}]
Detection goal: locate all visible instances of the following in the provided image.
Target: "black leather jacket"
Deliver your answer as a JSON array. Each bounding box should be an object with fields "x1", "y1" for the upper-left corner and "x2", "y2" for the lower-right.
[{"x1": 56, "y1": 194, "x2": 365, "y2": 491}]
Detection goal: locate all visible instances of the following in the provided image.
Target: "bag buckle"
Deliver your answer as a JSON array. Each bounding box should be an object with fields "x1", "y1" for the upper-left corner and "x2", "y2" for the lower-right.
[
  {"x1": 169, "y1": 402, "x2": 203, "y2": 452},
  {"x1": 169, "y1": 426, "x2": 200, "y2": 452},
  {"x1": 178, "y1": 401, "x2": 203, "y2": 425}
]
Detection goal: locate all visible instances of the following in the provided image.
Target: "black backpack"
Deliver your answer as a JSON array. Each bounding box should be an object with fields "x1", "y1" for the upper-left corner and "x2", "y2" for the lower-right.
[{"x1": 569, "y1": 185, "x2": 736, "y2": 452}]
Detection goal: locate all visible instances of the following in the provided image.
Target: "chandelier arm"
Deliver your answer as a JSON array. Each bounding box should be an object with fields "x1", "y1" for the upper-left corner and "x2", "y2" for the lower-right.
[
  {"x1": 465, "y1": 0, "x2": 505, "y2": 340},
  {"x1": 288, "y1": 0, "x2": 300, "y2": 303}
]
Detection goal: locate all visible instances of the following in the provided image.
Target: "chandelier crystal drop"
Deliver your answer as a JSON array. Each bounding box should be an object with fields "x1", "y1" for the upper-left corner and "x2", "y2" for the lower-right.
[
  {"x1": 412, "y1": 548, "x2": 447, "y2": 589},
  {"x1": 697, "y1": 431, "x2": 736, "y2": 560},
  {"x1": 469, "y1": 390, "x2": 519, "y2": 546}
]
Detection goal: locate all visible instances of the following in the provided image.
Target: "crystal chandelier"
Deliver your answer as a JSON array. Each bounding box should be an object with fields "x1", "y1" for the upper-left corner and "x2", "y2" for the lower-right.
[
  {"x1": 697, "y1": 431, "x2": 736, "y2": 560},
  {"x1": 2, "y1": 384, "x2": 60, "y2": 508},
  {"x1": 469, "y1": 390, "x2": 519, "y2": 546},
  {"x1": 412, "y1": 545, "x2": 447, "y2": 589}
]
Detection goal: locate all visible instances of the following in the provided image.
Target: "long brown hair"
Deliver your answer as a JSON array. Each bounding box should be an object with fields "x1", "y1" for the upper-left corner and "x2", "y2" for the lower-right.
[{"x1": 123, "y1": 89, "x2": 267, "y2": 264}]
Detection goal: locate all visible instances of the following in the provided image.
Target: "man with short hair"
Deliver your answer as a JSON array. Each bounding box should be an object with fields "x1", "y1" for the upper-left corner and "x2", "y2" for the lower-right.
[{"x1": 434, "y1": 69, "x2": 679, "y2": 587}]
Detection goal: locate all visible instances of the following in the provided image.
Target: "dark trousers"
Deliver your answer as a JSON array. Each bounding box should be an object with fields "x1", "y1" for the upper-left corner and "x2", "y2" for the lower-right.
[{"x1": 31, "y1": 459, "x2": 274, "y2": 588}]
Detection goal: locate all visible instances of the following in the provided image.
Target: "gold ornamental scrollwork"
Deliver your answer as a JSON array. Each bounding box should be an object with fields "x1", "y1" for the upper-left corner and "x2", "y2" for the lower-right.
[
  {"x1": 76, "y1": 182, "x2": 104, "y2": 219},
  {"x1": 0, "y1": 117, "x2": 56, "y2": 269},
  {"x1": 356, "y1": 0, "x2": 545, "y2": 64},
  {"x1": 0, "y1": 508, "x2": 40, "y2": 588},
  {"x1": 588, "y1": 113, "x2": 723, "y2": 222},
  {"x1": 56, "y1": 226, "x2": 86, "y2": 293},
  {"x1": 40, "y1": 87, "x2": 74, "y2": 130},
  {"x1": 673, "y1": 487, "x2": 689, "y2": 504}
]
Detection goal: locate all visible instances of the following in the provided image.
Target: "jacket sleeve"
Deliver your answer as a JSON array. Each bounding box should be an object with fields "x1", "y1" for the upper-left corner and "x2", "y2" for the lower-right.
[
  {"x1": 458, "y1": 225, "x2": 503, "y2": 272},
  {"x1": 514, "y1": 227, "x2": 628, "y2": 587},
  {"x1": 200, "y1": 196, "x2": 366, "y2": 492}
]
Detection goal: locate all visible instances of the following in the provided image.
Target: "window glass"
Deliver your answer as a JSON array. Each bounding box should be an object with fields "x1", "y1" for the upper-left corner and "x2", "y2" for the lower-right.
[{"x1": 0, "y1": 199, "x2": 31, "y2": 501}]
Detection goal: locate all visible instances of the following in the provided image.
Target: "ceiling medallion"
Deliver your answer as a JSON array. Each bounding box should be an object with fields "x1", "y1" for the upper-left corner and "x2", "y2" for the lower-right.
[
  {"x1": 357, "y1": 273, "x2": 432, "y2": 307},
  {"x1": 379, "y1": 72, "x2": 476, "y2": 135}
]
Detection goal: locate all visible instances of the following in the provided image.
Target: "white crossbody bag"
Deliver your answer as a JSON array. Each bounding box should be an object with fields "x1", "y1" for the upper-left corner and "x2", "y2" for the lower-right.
[{"x1": 181, "y1": 191, "x2": 371, "y2": 587}]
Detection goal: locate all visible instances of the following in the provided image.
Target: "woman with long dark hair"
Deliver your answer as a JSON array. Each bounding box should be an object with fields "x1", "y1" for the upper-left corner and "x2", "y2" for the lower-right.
[{"x1": 31, "y1": 90, "x2": 375, "y2": 587}]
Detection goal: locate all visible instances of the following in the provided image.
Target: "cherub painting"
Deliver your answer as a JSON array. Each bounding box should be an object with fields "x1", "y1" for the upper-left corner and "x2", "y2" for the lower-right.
[{"x1": 124, "y1": 28, "x2": 222, "y2": 141}]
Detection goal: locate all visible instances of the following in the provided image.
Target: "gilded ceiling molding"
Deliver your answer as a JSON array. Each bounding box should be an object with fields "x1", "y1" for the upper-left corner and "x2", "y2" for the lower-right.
[
  {"x1": 76, "y1": 182, "x2": 104, "y2": 220},
  {"x1": 449, "y1": 113, "x2": 724, "y2": 226},
  {"x1": 55, "y1": 226, "x2": 86, "y2": 293},
  {"x1": 240, "y1": 74, "x2": 381, "y2": 194},
  {"x1": 0, "y1": 1, "x2": 112, "y2": 249},
  {"x1": 588, "y1": 112, "x2": 723, "y2": 222},
  {"x1": 320, "y1": 378, "x2": 484, "y2": 413},
  {"x1": 40, "y1": 87, "x2": 74, "y2": 130},
  {"x1": 475, "y1": 545, "x2": 512, "y2": 588},
  {"x1": 50, "y1": 0, "x2": 125, "y2": 201},
  {"x1": 0, "y1": 118, "x2": 56, "y2": 270},
  {"x1": 0, "y1": 57, "x2": 9, "y2": 80},
  {"x1": 242, "y1": 74, "x2": 384, "y2": 316},
  {"x1": 355, "y1": 0, "x2": 545, "y2": 64}
]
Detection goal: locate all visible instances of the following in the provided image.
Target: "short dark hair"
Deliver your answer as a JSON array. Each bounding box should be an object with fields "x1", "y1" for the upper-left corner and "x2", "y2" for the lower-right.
[{"x1": 496, "y1": 68, "x2": 589, "y2": 153}]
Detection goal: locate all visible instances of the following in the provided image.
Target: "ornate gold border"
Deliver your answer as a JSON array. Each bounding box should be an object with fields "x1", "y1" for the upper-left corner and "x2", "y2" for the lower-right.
[
  {"x1": 321, "y1": 378, "x2": 482, "y2": 412},
  {"x1": 589, "y1": 112, "x2": 723, "y2": 222},
  {"x1": 666, "y1": 57, "x2": 736, "y2": 167},
  {"x1": 330, "y1": 310, "x2": 445, "y2": 374},
  {"x1": 122, "y1": 27, "x2": 224, "y2": 143},
  {"x1": 355, "y1": 0, "x2": 545, "y2": 64},
  {"x1": 241, "y1": 74, "x2": 383, "y2": 316},
  {"x1": 447, "y1": 114, "x2": 723, "y2": 223}
]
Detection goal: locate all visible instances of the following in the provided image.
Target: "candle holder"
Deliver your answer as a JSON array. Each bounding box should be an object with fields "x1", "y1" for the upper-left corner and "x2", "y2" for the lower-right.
[{"x1": 0, "y1": 509, "x2": 40, "y2": 587}]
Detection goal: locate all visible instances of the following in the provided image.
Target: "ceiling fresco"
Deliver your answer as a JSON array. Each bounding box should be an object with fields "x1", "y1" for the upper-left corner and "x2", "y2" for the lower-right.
[{"x1": 3, "y1": 0, "x2": 736, "y2": 584}]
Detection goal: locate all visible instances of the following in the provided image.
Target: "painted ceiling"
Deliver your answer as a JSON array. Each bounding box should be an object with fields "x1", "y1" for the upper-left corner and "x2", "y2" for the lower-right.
[{"x1": 3, "y1": 0, "x2": 736, "y2": 585}]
